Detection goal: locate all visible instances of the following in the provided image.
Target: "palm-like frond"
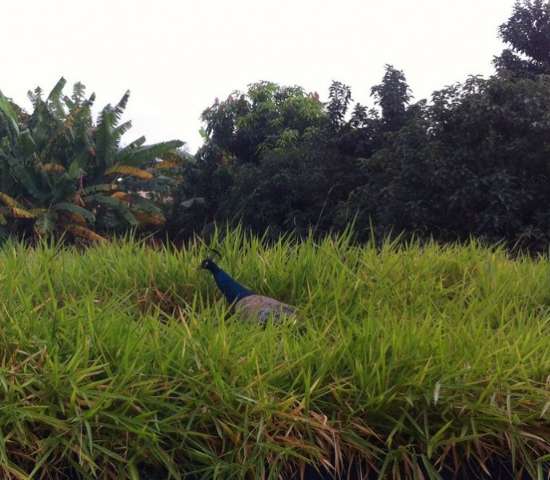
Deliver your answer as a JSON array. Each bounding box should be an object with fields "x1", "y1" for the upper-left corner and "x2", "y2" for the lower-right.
[
  {"x1": 128, "y1": 196, "x2": 163, "y2": 214},
  {"x1": 86, "y1": 194, "x2": 139, "y2": 227},
  {"x1": 114, "y1": 120, "x2": 133, "y2": 139},
  {"x1": 6, "y1": 157, "x2": 47, "y2": 201},
  {"x1": 53, "y1": 202, "x2": 95, "y2": 224},
  {"x1": 0, "y1": 92, "x2": 20, "y2": 138},
  {"x1": 16, "y1": 130, "x2": 36, "y2": 157},
  {"x1": 117, "y1": 140, "x2": 184, "y2": 166},
  {"x1": 113, "y1": 90, "x2": 130, "y2": 121},
  {"x1": 95, "y1": 106, "x2": 118, "y2": 169},
  {"x1": 119, "y1": 136, "x2": 146, "y2": 153},
  {"x1": 27, "y1": 87, "x2": 43, "y2": 108},
  {"x1": 71, "y1": 82, "x2": 87, "y2": 106},
  {"x1": 84, "y1": 92, "x2": 96, "y2": 108},
  {"x1": 46, "y1": 77, "x2": 67, "y2": 120},
  {"x1": 66, "y1": 224, "x2": 106, "y2": 242}
]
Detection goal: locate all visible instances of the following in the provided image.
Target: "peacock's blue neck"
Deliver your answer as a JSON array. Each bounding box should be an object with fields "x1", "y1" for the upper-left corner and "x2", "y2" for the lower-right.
[{"x1": 211, "y1": 267, "x2": 253, "y2": 304}]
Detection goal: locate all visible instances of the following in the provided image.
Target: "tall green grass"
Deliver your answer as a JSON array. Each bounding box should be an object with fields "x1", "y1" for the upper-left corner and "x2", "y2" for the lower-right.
[{"x1": 0, "y1": 230, "x2": 547, "y2": 479}]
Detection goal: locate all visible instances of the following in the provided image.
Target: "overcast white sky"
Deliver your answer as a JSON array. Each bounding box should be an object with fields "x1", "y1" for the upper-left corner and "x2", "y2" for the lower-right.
[{"x1": 2, "y1": 0, "x2": 516, "y2": 152}]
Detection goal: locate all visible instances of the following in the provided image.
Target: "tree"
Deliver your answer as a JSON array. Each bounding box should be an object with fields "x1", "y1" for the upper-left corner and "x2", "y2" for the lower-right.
[
  {"x1": 169, "y1": 82, "x2": 331, "y2": 239},
  {"x1": 199, "y1": 81, "x2": 325, "y2": 165},
  {"x1": 495, "y1": 0, "x2": 550, "y2": 76},
  {"x1": 341, "y1": 74, "x2": 550, "y2": 249},
  {"x1": 169, "y1": 74, "x2": 414, "y2": 241},
  {"x1": 0, "y1": 78, "x2": 183, "y2": 241},
  {"x1": 327, "y1": 81, "x2": 352, "y2": 130},
  {"x1": 371, "y1": 64, "x2": 412, "y2": 132}
]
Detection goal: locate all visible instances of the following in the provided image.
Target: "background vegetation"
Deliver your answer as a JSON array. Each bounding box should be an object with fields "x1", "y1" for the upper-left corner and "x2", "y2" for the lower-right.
[
  {"x1": 169, "y1": 0, "x2": 550, "y2": 252},
  {"x1": 3, "y1": 2, "x2": 550, "y2": 250}
]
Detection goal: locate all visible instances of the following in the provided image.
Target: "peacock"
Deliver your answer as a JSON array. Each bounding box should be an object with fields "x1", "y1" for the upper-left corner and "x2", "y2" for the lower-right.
[{"x1": 200, "y1": 257, "x2": 296, "y2": 325}]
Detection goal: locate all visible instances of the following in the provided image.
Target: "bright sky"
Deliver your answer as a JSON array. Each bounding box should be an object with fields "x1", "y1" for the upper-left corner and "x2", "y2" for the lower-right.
[{"x1": 3, "y1": 0, "x2": 516, "y2": 152}]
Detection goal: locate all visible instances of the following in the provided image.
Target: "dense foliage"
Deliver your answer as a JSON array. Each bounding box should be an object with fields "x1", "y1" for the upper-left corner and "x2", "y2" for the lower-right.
[
  {"x1": 0, "y1": 79, "x2": 183, "y2": 242},
  {"x1": 168, "y1": 0, "x2": 550, "y2": 251},
  {"x1": 494, "y1": 0, "x2": 550, "y2": 76}
]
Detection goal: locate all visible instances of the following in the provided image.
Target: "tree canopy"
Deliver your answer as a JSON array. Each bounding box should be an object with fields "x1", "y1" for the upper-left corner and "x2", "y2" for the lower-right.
[{"x1": 167, "y1": 0, "x2": 550, "y2": 251}]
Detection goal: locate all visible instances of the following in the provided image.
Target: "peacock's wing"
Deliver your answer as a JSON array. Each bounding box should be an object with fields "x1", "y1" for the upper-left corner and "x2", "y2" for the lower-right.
[{"x1": 235, "y1": 295, "x2": 296, "y2": 326}]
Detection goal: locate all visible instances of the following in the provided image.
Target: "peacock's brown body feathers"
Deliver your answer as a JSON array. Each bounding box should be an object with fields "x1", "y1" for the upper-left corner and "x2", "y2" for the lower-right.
[{"x1": 234, "y1": 295, "x2": 296, "y2": 325}]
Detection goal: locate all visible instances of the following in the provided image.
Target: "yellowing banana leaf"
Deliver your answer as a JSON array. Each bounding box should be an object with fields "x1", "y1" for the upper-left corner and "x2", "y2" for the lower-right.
[
  {"x1": 9, "y1": 207, "x2": 35, "y2": 219},
  {"x1": 40, "y1": 163, "x2": 66, "y2": 173},
  {"x1": 53, "y1": 202, "x2": 95, "y2": 223},
  {"x1": 82, "y1": 184, "x2": 118, "y2": 195},
  {"x1": 66, "y1": 225, "x2": 106, "y2": 242},
  {"x1": 111, "y1": 191, "x2": 132, "y2": 202},
  {"x1": 0, "y1": 192, "x2": 21, "y2": 209},
  {"x1": 105, "y1": 165, "x2": 153, "y2": 180},
  {"x1": 65, "y1": 213, "x2": 87, "y2": 225},
  {"x1": 29, "y1": 208, "x2": 48, "y2": 216},
  {"x1": 133, "y1": 211, "x2": 165, "y2": 226},
  {"x1": 154, "y1": 160, "x2": 180, "y2": 170}
]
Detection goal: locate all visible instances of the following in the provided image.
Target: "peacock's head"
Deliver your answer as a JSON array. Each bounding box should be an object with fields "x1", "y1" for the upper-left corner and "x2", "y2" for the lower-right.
[
  {"x1": 200, "y1": 258, "x2": 217, "y2": 271},
  {"x1": 200, "y1": 249, "x2": 222, "y2": 272}
]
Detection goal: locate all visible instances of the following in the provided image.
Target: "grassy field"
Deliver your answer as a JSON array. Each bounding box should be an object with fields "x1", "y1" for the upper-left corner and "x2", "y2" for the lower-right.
[{"x1": 0, "y1": 230, "x2": 548, "y2": 479}]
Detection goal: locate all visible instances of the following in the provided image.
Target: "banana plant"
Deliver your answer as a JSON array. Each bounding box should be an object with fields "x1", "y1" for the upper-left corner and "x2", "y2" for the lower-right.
[{"x1": 0, "y1": 78, "x2": 183, "y2": 241}]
